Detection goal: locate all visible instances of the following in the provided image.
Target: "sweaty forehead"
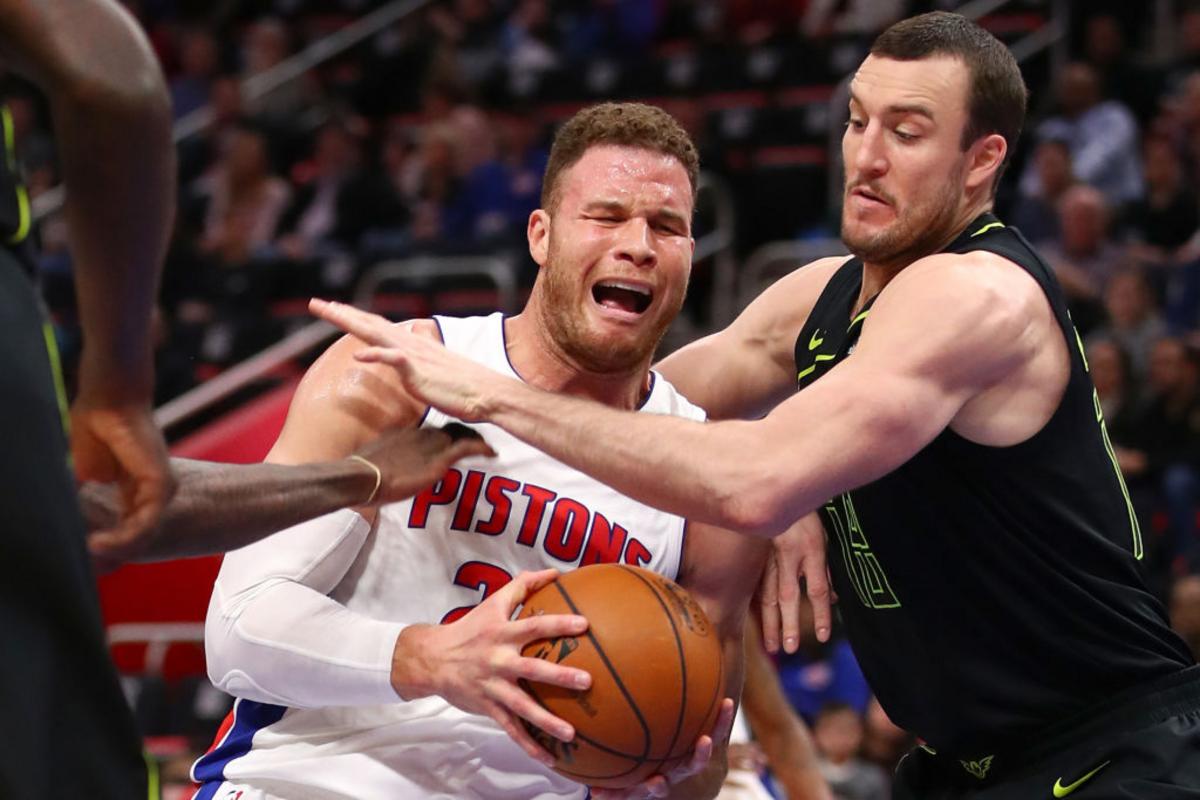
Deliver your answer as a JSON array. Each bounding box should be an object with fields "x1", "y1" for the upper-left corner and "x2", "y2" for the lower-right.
[
  {"x1": 558, "y1": 145, "x2": 692, "y2": 211},
  {"x1": 850, "y1": 54, "x2": 968, "y2": 118}
]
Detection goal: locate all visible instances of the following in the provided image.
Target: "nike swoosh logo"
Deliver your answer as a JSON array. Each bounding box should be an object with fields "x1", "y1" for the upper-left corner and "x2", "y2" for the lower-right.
[
  {"x1": 1053, "y1": 760, "x2": 1110, "y2": 797},
  {"x1": 808, "y1": 331, "x2": 824, "y2": 350}
]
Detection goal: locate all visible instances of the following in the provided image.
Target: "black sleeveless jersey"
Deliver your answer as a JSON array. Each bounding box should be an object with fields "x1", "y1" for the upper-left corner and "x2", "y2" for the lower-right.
[{"x1": 794, "y1": 213, "x2": 1193, "y2": 759}]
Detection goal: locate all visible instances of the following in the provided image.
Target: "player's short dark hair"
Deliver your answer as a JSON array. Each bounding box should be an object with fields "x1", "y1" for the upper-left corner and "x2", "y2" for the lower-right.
[
  {"x1": 541, "y1": 102, "x2": 699, "y2": 211},
  {"x1": 871, "y1": 12, "x2": 1027, "y2": 189}
]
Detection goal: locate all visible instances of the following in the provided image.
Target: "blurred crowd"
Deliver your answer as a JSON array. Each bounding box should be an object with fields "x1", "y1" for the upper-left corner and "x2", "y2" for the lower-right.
[{"x1": 11, "y1": 0, "x2": 1200, "y2": 797}]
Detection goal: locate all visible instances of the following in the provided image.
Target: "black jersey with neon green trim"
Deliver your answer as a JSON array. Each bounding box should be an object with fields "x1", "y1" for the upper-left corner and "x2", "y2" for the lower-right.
[{"x1": 793, "y1": 213, "x2": 1192, "y2": 759}]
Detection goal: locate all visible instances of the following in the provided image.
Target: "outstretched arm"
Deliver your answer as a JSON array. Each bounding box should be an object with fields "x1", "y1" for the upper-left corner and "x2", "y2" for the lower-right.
[
  {"x1": 312, "y1": 252, "x2": 1044, "y2": 537},
  {"x1": 0, "y1": 0, "x2": 177, "y2": 541},
  {"x1": 82, "y1": 424, "x2": 493, "y2": 565}
]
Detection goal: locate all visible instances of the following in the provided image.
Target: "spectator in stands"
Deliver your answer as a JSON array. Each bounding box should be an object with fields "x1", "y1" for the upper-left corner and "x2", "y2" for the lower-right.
[
  {"x1": 1171, "y1": 575, "x2": 1200, "y2": 659},
  {"x1": 1083, "y1": 13, "x2": 1162, "y2": 123},
  {"x1": 559, "y1": 0, "x2": 663, "y2": 62},
  {"x1": 241, "y1": 17, "x2": 312, "y2": 124},
  {"x1": 1125, "y1": 134, "x2": 1200, "y2": 264},
  {"x1": 812, "y1": 703, "x2": 889, "y2": 800},
  {"x1": 1009, "y1": 138, "x2": 1074, "y2": 243},
  {"x1": 397, "y1": 122, "x2": 471, "y2": 246},
  {"x1": 1141, "y1": 337, "x2": 1200, "y2": 572},
  {"x1": 802, "y1": 0, "x2": 905, "y2": 40},
  {"x1": 459, "y1": 110, "x2": 548, "y2": 245},
  {"x1": 170, "y1": 28, "x2": 220, "y2": 120},
  {"x1": 1165, "y1": 5, "x2": 1200, "y2": 92},
  {"x1": 1087, "y1": 338, "x2": 1158, "y2": 534},
  {"x1": 775, "y1": 597, "x2": 871, "y2": 724},
  {"x1": 427, "y1": 0, "x2": 506, "y2": 87},
  {"x1": 499, "y1": 0, "x2": 559, "y2": 94},
  {"x1": 1089, "y1": 338, "x2": 1146, "y2": 454},
  {"x1": 177, "y1": 73, "x2": 247, "y2": 185},
  {"x1": 274, "y1": 120, "x2": 404, "y2": 261},
  {"x1": 1020, "y1": 62, "x2": 1142, "y2": 208},
  {"x1": 1040, "y1": 185, "x2": 1124, "y2": 319},
  {"x1": 195, "y1": 122, "x2": 292, "y2": 267},
  {"x1": 1087, "y1": 269, "x2": 1168, "y2": 384}
]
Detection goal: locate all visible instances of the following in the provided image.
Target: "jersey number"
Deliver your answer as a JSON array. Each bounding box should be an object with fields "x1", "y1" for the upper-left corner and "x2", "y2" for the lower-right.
[
  {"x1": 824, "y1": 493, "x2": 901, "y2": 609},
  {"x1": 441, "y1": 561, "x2": 513, "y2": 624}
]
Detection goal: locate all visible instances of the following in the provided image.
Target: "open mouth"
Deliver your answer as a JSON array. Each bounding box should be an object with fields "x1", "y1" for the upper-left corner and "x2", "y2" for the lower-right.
[
  {"x1": 592, "y1": 280, "x2": 653, "y2": 315},
  {"x1": 851, "y1": 186, "x2": 890, "y2": 206}
]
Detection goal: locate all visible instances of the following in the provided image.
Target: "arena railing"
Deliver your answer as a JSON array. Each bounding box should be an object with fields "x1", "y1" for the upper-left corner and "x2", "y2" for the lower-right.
[{"x1": 823, "y1": 0, "x2": 1072, "y2": 213}]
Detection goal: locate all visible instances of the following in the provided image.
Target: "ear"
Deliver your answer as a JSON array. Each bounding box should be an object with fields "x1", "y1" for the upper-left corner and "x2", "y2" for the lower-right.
[
  {"x1": 527, "y1": 209, "x2": 550, "y2": 268},
  {"x1": 965, "y1": 133, "x2": 1007, "y2": 193}
]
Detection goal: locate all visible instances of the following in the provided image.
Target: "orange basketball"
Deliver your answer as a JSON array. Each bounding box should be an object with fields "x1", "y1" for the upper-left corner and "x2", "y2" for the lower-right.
[{"x1": 517, "y1": 564, "x2": 725, "y2": 789}]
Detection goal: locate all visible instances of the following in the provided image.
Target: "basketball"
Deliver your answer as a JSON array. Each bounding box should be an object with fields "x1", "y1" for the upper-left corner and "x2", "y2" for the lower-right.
[{"x1": 517, "y1": 564, "x2": 725, "y2": 789}]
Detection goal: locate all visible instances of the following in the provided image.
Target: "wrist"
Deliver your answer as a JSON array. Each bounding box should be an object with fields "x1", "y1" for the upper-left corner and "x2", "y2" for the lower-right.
[
  {"x1": 390, "y1": 624, "x2": 439, "y2": 700},
  {"x1": 346, "y1": 455, "x2": 382, "y2": 505},
  {"x1": 77, "y1": 347, "x2": 155, "y2": 404}
]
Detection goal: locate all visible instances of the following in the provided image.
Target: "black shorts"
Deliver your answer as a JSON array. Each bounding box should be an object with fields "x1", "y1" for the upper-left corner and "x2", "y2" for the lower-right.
[
  {"x1": 0, "y1": 251, "x2": 145, "y2": 799},
  {"x1": 894, "y1": 666, "x2": 1200, "y2": 799}
]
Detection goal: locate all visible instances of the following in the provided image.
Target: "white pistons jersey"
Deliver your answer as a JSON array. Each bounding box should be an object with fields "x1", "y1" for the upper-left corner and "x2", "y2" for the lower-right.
[{"x1": 193, "y1": 313, "x2": 705, "y2": 800}]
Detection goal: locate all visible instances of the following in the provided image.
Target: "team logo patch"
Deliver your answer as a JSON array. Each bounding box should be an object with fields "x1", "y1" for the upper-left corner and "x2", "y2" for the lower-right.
[{"x1": 960, "y1": 755, "x2": 994, "y2": 780}]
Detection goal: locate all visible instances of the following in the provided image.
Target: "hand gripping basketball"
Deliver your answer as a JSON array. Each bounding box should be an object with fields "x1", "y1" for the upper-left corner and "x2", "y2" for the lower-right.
[
  {"x1": 389, "y1": 569, "x2": 592, "y2": 766},
  {"x1": 590, "y1": 698, "x2": 736, "y2": 799}
]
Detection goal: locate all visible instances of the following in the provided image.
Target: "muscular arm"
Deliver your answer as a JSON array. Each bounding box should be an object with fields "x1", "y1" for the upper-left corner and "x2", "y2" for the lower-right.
[
  {"x1": 0, "y1": 0, "x2": 172, "y2": 398},
  {"x1": 315, "y1": 253, "x2": 1051, "y2": 538},
  {"x1": 82, "y1": 424, "x2": 490, "y2": 563},
  {"x1": 666, "y1": 522, "x2": 771, "y2": 799},
  {"x1": 656, "y1": 258, "x2": 845, "y2": 419},
  {"x1": 81, "y1": 458, "x2": 377, "y2": 560},
  {"x1": 484, "y1": 254, "x2": 1045, "y2": 535}
]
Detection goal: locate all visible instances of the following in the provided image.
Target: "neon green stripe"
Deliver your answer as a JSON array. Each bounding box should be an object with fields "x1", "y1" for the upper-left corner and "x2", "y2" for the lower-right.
[
  {"x1": 849, "y1": 310, "x2": 870, "y2": 328},
  {"x1": 1, "y1": 108, "x2": 28, "y2": 243},
  {"x1": 144, "y1": 751, "x2": 160, "y2": 799},
  {"x1": 797, "y1": 353, "x2": 837, "y2": 381},
  {"x1": 971, "y1": 221, "x2": 1005, "y2": 237},
  {"x1": 1, "y1": 108, "x2": 15, "y2": 171},
  {"x1": 41, "y1": 322, "x2": 70, "y2": 437},
  {"x1": 10, "y1": 184, "x2": 30, "y2": 243}
]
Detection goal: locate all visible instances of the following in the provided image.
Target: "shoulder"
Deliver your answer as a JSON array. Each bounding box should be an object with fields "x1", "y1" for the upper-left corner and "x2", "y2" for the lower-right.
[
  {"x1": 646, "y1": 372, "x2": 709, "y2": 422},
  {"x1": 883, "y1": 250, "x2": 1049, "y2": 333},
  {"x1": 867, "y1": 251, "x2": 1053, "y2": 382},
  {"x1": 730, "y1": 255, "x2": 851, "y2": 343},
  {"x1": 271, "y1": 318, "x2": 441, "y2": 462}
]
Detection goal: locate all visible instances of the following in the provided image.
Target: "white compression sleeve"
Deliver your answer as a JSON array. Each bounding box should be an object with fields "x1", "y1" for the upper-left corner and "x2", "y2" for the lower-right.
[{"x1": 205, "y1": 509, "x2": 405, "y2": 708}]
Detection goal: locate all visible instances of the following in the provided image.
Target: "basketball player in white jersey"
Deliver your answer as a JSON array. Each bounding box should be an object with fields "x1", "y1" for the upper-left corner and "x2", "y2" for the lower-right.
[{"x1": 192, "y1": 103, "x2": 769, "y2": 800}]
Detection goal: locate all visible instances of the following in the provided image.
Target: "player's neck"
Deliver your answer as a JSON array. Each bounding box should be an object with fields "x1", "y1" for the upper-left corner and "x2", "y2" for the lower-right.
[
  {"x1": 503, "y1": 313, "x2": 652, "y2": 410},
  {"x1": 856, "y1": 198, "x2": 993, "y2": 313}
]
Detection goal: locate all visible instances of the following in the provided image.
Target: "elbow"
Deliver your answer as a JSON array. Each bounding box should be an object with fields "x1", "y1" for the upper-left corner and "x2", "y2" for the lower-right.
[{"x1": 716, "y1": 474, "x2": 794, "y2": 538}]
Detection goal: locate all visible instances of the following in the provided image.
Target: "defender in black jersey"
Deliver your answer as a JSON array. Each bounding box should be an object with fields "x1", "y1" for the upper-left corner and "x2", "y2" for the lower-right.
[
  {"x1": 310, "y1": 11, "x2": 1200, "y2": 798},
  {"x1": 0, "y1": 1, "x2": 175, "y2": 797}
]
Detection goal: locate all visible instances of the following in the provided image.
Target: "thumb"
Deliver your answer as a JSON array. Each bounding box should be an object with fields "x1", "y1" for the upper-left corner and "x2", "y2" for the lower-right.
[
  {"x1": 499, "y1": 568, "x2": 561, "y2": 613},
  {"x1": 444, "y1": 437, "x2": 496, "y2": 463}
]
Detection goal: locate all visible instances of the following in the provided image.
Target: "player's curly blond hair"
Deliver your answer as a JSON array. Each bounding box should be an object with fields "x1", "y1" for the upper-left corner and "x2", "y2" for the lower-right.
[{"x1": 541, "y1": 102, "x2": 699, "y2": 211}]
